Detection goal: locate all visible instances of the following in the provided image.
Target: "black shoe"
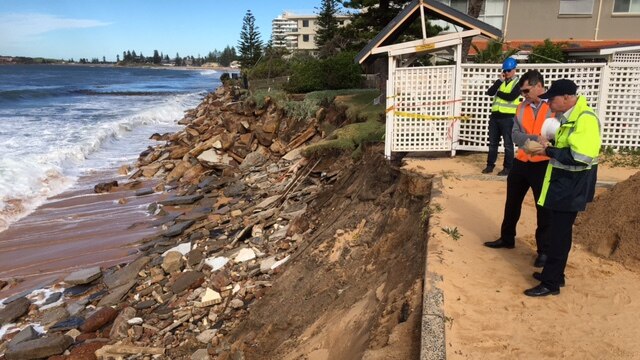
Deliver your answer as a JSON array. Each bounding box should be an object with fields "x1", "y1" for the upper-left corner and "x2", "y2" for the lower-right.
[
  {"x1": 533, "y1": 272, "x2": 565, "y2": 287},
  {"x1": 481, "y1": 166, "x2": 494, "y2": 174},
  {"x1": 497, "y1": 168, "x2": 510, "y2": 176},
  {"x1": 483, "y1": 239, "x2": 515, "y2": 249},
  {"x1": 534, "y1": 253, "x2": 548, "y2": 268},
  {"x1": 524, "y1": 284, "x2": 560, "y2": 297}
]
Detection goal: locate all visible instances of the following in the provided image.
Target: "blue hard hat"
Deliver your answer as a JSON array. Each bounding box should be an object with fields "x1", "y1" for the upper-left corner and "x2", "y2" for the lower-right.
[{"x1": 502, "y1": 57, "x2": 517, "y2": 71}]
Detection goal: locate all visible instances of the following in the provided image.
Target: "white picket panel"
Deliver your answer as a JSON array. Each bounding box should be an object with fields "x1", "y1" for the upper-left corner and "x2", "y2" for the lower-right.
[{"x1": 391, "y1": 66, "x2": 456, "y2": 152}]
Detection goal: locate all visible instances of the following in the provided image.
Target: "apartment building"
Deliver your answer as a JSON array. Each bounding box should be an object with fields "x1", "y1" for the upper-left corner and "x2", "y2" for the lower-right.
[
  {"x1": 271, "y1": 12, "x2": 351, "y2": 53},
  {"x1": 436, "y1": 0, "x2": 640, "y2": 57}
]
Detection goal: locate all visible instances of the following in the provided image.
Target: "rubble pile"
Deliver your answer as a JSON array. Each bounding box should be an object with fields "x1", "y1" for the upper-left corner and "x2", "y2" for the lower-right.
[{"x1": 0, "y1": 85, "x2": 340, "y2": 359}]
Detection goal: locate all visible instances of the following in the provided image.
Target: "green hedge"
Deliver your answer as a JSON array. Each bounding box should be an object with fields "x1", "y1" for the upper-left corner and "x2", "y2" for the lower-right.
[{"x1": 285, "y1": 51, "x2": 362, "y2": 93}]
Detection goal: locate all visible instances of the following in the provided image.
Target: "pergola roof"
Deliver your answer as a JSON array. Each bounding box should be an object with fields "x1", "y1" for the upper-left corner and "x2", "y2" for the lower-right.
[{"x1": 355, "y1": 0, "x2": 502, "y2": 64}]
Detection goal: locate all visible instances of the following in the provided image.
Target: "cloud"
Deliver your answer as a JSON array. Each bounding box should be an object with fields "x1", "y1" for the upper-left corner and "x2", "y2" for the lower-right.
[{"x1": 0, "y1": 13, "x2": 111, "y2": 43}]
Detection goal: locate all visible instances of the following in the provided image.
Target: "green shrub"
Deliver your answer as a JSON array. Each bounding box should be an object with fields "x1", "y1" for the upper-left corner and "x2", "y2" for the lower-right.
[
  {"x1": 528, "y1": 39, "x2": 566, "y2": 63},
  {"x1": 246, "y1": 57, "x2": 290, "y2": 79},
  {"x1": 285, "y1": 58, "x2": 324, "y2": 93},
  {"x1": 323, "y1": 51, "x2": 362, "y2": 89},
  {"x1": 285, "y1": 51, "x2": 362, "y2": 93}
]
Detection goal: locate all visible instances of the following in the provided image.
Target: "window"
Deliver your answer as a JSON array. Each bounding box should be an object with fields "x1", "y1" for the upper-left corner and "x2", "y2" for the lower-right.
[
  {"x1": 559, "y1": 0, "x2": 595, "y2": 15},
  {"x1": 302, "y1": 19, "x2": 309, "y2": 27},
  {"x1": 303, "y1": 34, "x2": 310, "y2": 42},
  {"x1": 478, "y1": 0, "x2": 505, "y2": 29},
  {"x1": 435, "y1": 0, "x2": 506, "y2": 29},
  {"x1": 613, "y1": 0, "x2": 640, "y2": 13}
]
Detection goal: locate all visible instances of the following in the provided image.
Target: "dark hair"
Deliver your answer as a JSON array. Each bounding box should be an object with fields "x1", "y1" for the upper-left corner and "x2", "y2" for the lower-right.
[{"x1": 518, "y1": 70, "x2": 544, "y2": 87}]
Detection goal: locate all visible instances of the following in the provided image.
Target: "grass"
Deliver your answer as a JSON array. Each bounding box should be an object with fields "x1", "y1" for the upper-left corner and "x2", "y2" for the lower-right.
[
  {"x1": 441, "y1": 226, "x2": 462, "y2": 241},
  {"x1": 302, "y1": 120, "x2": 385, "y2": 159},
  {"x1": 246, "y1": 88, "x2": 385, "y2": 160},
  {"x1": 300, "y1": 89, "x2": 385, "y2": 160},
  {"x1": 420, "y1": 202, "x2": 443, "y2": 228}
]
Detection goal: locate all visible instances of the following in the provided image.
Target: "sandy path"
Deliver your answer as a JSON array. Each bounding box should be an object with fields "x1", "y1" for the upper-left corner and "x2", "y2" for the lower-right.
[{"x1": 406, "y1": 153, "x2": 640, "y2": 360}]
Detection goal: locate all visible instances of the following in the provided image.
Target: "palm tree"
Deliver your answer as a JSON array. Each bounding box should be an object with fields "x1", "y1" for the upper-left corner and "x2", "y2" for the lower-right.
[{"x1": 471, "y1": 39, "x2": 518, "y2": 64}]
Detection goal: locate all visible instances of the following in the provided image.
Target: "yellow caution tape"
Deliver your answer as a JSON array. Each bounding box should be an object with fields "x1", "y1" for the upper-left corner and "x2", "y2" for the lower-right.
[{"x1": 392, "y1": 111, "x2": 470, "y2": 121}]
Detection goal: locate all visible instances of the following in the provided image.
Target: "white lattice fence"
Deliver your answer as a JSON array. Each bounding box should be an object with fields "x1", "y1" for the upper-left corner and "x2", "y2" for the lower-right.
[
  {"x1": 601, "y1": 64, "x2": 640, "y2": 149},
  {"x1": 391, "y1": 65, "x2": 455, "y2": 152},
  {"x1": 612, "y1": 52, "x2": 640, "y2": 63},
  {"x1": 456, "y1": 63, "x2": 604, "y2": 152},
  {"x1": 386, "y1": 60, "x2": 640, "y2": 155}
]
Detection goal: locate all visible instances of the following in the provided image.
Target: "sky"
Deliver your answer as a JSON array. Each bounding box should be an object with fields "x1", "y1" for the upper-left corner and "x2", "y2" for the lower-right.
[{"x1": 0, "y1": 0, "x2": 324, "y2": 61}]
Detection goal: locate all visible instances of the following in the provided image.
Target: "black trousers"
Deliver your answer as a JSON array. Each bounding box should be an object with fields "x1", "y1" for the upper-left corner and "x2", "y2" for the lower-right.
[
  {"x1": 486, "y1": 114, "x2": 514, "y2": 170},
  {"x1": 500, "y1": 159, "x2": 551, "y2": 254},
  {"x1": 540, "y1": 210, "x2": 578, "y2": 291}
]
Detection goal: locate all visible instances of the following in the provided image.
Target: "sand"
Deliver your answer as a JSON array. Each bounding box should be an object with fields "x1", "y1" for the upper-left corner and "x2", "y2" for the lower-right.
[
  {"x1": 406, "y1": 152, "x2": 640, "y2": 359},
  {"x1": 0, "y1": 171, "x2": 162, "y2": 298}
]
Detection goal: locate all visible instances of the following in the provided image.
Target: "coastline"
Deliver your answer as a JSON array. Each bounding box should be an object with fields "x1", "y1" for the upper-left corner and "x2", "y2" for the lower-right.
[
  {"x1": 0, "y1": 169, "x2": 163, "y2": 299},
  {"x1": 0, "y1": 62, "x2": 238, "y2": 73}
]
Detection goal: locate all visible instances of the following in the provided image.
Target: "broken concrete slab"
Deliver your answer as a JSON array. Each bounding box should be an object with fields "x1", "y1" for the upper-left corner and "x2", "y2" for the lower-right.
[
  {"x1": 203, "y1": 256, "x2": 228, "y2": 271},
  {"x1": 162, "y1": 242, "x2": 191, "y2": 257}
]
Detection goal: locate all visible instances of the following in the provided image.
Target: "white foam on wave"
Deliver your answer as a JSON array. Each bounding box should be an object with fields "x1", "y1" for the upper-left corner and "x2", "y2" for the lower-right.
[
  {"x1": 199, "y1": 69, "x2": 219, "y2": 77},
  {"x1": 0, "y1": 92, "x2": 203, "y2": 232}
]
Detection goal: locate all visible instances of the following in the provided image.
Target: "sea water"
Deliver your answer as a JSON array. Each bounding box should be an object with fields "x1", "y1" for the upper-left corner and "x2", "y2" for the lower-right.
[{"x1": 0, "y1": 64, "x2": 222, "y2": 231}]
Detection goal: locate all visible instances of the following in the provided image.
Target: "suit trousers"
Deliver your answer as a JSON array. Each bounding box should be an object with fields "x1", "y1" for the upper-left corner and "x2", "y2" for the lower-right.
[
  {"x1": 500, "y1": 159, "x2": 551, "y2": 254},
  {"x1": 540, "y1": 210, "x2": 578, "y2": 291},
  {"x1": 486, "y1": 114, "x2": 514, "y2": 170}
]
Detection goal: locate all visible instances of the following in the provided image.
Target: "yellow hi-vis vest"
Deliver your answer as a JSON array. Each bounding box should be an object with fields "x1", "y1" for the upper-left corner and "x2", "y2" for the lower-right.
[
  {"x1": 491, "y1": 76, "x2": 521, "y2": 114},
  {"x1": 537, "y1": 96, "x2": 601, "y2": 212}
]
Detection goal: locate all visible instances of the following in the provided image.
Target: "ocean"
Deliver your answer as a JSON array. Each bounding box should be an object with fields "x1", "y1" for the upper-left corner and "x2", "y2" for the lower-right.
[{"x1": 0, "y1": 64, "x2": 222, "y2": 231}]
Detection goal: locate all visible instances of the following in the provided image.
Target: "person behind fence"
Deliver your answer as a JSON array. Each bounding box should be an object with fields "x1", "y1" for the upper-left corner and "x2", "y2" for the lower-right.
[
  {"x1": 482, "y1": 57, "x2": 521, "y2": 176},
  {"x1": 484, "y1": 70, "x2": 552, "y2": 268},
  {"x1": 522, "y1": 79, "x2": 601, "y2": 297}
]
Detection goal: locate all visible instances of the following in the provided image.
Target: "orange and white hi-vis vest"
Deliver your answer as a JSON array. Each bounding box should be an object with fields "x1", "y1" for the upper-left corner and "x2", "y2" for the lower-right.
[{"x1": 515, "y1": 101, "x2": 552, "y2": 162}]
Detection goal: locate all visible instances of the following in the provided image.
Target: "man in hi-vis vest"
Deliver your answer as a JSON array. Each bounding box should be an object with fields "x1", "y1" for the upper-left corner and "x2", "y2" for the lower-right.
[
  {"x1": 484, "y1": 70, "x2": 552, "y2": 269},
  {"x1": 524, "y1": 79, "x2": 601, "y2": 297},
  {"x1": 483, "y1": 57, "x2": 521, "y2": 176}
]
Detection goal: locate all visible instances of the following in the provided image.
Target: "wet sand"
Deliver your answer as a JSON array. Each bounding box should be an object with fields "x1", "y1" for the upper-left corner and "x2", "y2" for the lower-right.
[{"x1": 0, "y1": 171, "x2": 162, "y2": 299}]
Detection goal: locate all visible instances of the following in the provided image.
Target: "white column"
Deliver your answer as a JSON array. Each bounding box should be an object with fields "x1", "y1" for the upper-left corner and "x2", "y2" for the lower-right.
[
  {"x1": 451, "y1": 43, "x2": 463, "y2": 157},
  {"x1": 385, "y1": 55, "x2": 396, "y2": 159}
]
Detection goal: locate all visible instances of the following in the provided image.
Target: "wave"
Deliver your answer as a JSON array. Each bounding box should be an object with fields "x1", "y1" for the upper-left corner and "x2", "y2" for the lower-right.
[
  {"x1": 0, "y1": 92, "x2": 202, "y2": 232},
  {"x1": 70, "y1": 89, "x2": 183, "y2": 96},
  {"x1": 0, "y1": 87, "x2": 194, "y2": 102},
  {"x1": 0, "y1": 87, "x2": 67, "y2": 102},
  {"x1": 199, "y1": 69, "x2": 219, "y2": 76}
]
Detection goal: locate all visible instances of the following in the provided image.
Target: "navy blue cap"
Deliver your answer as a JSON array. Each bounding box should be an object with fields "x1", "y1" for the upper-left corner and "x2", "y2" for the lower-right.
[{"x1": 540, "y1": 79, "x2": 578, "y2": 99}]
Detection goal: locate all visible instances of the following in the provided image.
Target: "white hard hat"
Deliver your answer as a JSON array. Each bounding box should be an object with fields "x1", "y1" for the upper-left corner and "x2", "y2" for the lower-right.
[{"x1": 541, "y1": 117, "x2": 560, "y2": 139}]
